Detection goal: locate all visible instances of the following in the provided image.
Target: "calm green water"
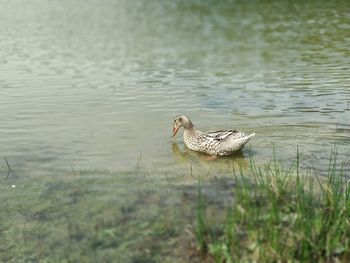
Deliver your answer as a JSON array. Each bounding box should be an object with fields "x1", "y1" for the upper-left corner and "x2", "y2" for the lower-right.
[
  {"x1": 1, "y1": 1, "x2": 350, "y2": 261},
  {"x1": 0, "y1": 0, "x2": 349, "y2": 177}
]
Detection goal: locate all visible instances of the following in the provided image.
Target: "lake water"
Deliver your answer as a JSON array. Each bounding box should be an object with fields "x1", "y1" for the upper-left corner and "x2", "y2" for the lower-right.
[
  {"x1": 1, "y1": 0, "x2": 349, "y2": 178},
  {"x1": 1, "y1": 1, "x2": 350, "y2": 261}
]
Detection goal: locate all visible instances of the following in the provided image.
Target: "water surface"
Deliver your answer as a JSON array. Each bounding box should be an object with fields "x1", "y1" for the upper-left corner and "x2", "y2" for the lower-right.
[
  {"x1": 0, "y1": 0, "x2": 349, "y2": 178},
  {"x1": 1, "y1": 1, "x2": 350, "y2": 261}
]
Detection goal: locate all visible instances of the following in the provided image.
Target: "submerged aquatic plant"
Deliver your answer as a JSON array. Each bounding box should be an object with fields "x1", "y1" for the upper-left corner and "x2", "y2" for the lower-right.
[
  {"x1": 0, "y1": 148, "x2": 348, "y2": 262},
  {"x1": 195, "y1": 178, "x2": 207, "y2": 253}
]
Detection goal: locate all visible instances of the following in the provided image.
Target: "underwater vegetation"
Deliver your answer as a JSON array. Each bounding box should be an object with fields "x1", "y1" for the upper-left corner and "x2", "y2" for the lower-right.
[{"x1": 0, "y1": 149, "x2": 349, "y2": 262}]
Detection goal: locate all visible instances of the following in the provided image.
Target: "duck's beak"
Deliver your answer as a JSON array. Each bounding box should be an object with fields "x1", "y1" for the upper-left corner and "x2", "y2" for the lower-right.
[{"x1": 172, "y1": 126, "x2": 180, "y2": 138}]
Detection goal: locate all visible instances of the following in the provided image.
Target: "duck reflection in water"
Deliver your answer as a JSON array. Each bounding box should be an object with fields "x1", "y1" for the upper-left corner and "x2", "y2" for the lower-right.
[{"x1": 171, "y1": 141, "x2": 250, "y2": 171}]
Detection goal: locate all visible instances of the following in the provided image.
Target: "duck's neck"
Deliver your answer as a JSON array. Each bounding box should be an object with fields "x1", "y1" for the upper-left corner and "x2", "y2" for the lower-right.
[
  {"x1": 184, "y1": 126, "x2": 202, "y2": 137},
  {"x1": 183, "y1": 120, "x2": 193, "y2": 129}
]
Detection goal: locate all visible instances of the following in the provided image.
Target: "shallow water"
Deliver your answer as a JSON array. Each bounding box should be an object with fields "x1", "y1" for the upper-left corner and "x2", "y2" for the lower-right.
[
  {"x1": 0, "y1": 0, "x2": 349, "y2": 178},
  {"x1": 1, "y1": 1, "x2": 350, "y2": 261}
]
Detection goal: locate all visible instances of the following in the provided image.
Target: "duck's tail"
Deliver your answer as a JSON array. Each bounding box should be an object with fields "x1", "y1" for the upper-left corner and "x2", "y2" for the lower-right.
[
  {"x1": 245, "y1": 133, "x2": 255, "y2": 140},
  {"x1": 238, "y1": 132, "x2": 255, "y2": 150}
]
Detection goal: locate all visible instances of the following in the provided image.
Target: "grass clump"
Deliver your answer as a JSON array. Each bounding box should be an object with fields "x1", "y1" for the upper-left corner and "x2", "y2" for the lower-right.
[{"x1": 194, "y1": 149, "x2": 350, "y2": 262}]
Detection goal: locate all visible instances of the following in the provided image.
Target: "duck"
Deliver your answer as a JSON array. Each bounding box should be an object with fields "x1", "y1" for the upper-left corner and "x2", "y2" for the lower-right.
[{"x1": 172, "y1": 115, "x2": 255, "y2": 156}]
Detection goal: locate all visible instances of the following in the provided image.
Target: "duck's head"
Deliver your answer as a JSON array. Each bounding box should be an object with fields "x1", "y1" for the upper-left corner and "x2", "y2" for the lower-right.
[{"x1": 172, "y1": 115, "x2": 193, "y2": 137}]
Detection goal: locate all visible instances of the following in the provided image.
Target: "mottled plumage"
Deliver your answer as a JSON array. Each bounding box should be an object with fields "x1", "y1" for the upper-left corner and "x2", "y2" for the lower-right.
[{"x1": 172, "y1": 115, "x2": 255, "y2": 156}]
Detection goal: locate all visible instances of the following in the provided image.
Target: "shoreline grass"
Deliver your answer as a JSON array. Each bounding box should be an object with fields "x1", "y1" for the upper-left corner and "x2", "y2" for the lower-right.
[{"x1": 194, "y1": 149, "x2": 350, "y2": 262}]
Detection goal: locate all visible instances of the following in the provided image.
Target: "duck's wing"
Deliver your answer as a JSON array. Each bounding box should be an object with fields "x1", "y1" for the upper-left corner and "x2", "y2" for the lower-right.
[
  {"x1": 194, "y1": 129, "x2": 253, "y2": 155},
  {"x1": 204, "y1": 130, "x2": 245, "y2": 141}
]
